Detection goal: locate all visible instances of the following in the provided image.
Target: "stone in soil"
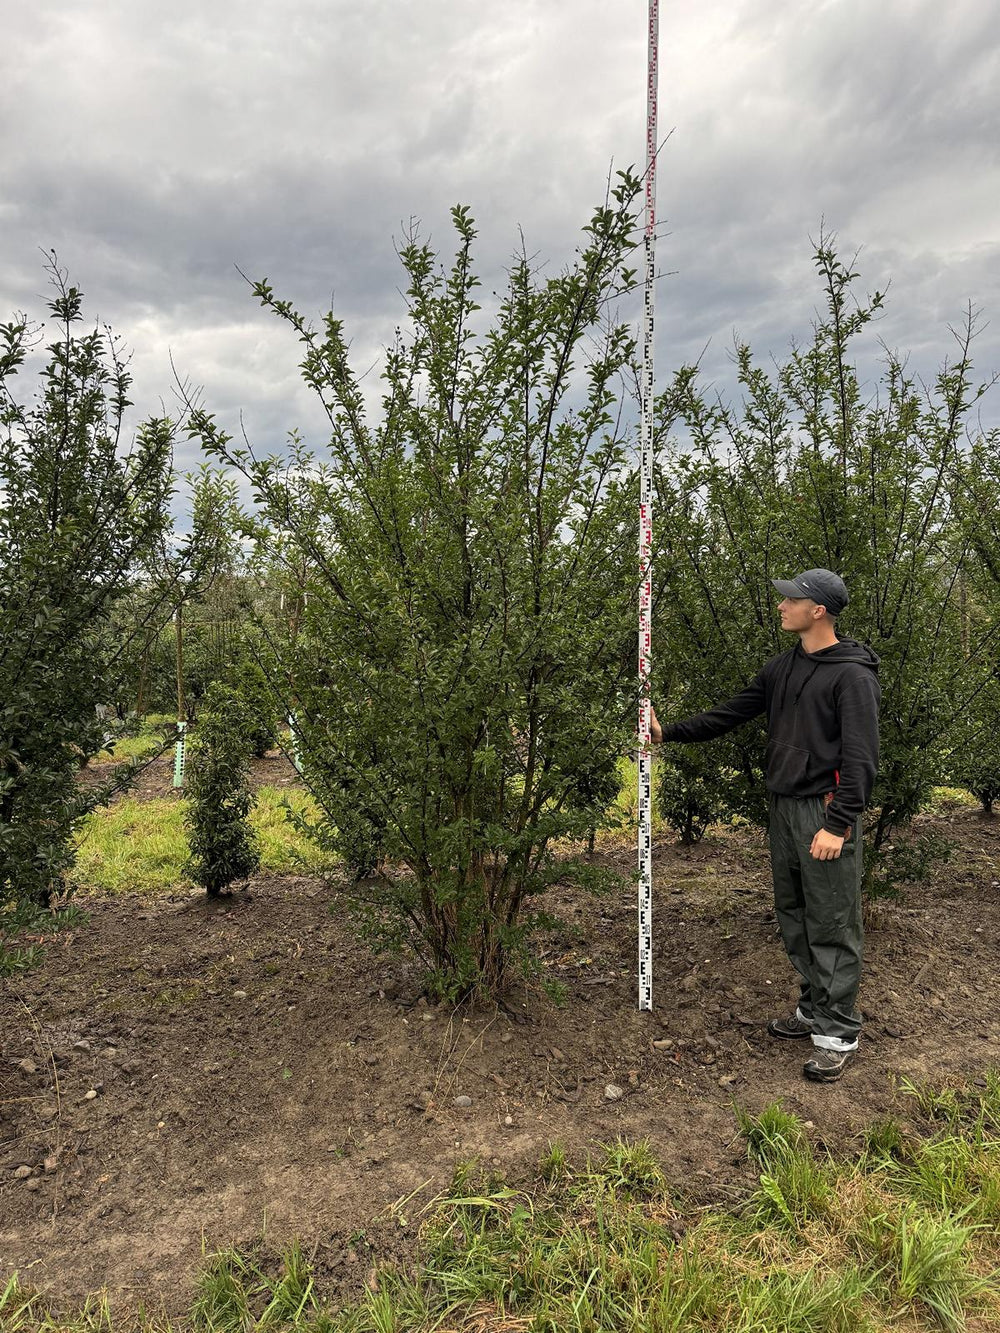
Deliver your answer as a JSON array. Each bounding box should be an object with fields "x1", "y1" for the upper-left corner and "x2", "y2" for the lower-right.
[{"x1": 604, "y1": 1084, "x2": 625, "y2": 1101}]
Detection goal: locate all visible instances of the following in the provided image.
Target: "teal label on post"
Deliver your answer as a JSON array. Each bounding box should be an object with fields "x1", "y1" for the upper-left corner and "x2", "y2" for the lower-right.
[{"x1": 173, "y1": 720, "x2": 187, "y2": 787}]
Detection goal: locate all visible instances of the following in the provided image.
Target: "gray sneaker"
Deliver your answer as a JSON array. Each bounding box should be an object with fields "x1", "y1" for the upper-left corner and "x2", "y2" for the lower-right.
[
  {"x1": 767, "y1": 1012, "x2": 814, "y2": 1040},
  {"x1": 803, "y1": 1047, "x2": 854, "y2": 1082}
]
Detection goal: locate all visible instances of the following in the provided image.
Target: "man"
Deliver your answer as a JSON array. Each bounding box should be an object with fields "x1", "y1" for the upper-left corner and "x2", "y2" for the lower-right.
[{"x1": 651, "y1": 569, "x2": 880, "y2": 1083}]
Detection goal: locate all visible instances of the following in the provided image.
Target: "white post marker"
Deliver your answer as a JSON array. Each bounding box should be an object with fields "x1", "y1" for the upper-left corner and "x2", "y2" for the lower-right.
[
  {"x1": 638, "y1": 0, "x2": 659, "y2": 1012},
  {"x1": 288, "y1": 712, "x2": 303, "y2": 774}
]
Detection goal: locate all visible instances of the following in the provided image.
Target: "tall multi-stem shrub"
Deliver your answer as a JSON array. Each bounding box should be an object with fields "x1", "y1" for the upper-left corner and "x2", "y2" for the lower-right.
[
  {"x1": 943, "y1": 438, "x2": 1000, "y2": 814},
  {"x1": 0, "y1": 266, "x2": 178, "y2": 917},
  {"x1": 185, "y1": 683, "x2": 260, "y2": 896},
  {"x1": 189, "y1": 178, "x2": 648, "y2": 998},
  {"x1": 654, "y1": 242, "x2": 999, "y2": 888}
]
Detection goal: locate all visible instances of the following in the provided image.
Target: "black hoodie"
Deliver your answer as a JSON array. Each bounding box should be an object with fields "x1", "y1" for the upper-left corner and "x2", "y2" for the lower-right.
[{"x1": 661, "y1": 638, "x2": 881, "y2": 835}]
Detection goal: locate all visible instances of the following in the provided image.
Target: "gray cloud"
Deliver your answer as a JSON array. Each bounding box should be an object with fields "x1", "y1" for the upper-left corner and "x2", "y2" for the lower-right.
[{"x1": 2, "y1": 0, "x2": 997, "y2": 503}]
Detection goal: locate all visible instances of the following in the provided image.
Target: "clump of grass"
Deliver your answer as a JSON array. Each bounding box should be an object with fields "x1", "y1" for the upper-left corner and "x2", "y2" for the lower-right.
[
  {"x1": 71, "y1": 797, "x2": 188, "y2": 894},
  {"x1": 860, "y1": 1114, "x2": 911, "y2": 1166},
  {"x1": 93, "y1": 731, "x2": 163, "y2": 765},
  {"x1": 734, "y1": 1101, "x2": 807, "y2": 1167},
  {"x1": 733, "y1": 1103, "x2": 831, "y2": 1232},
  {"x1": 70, "y1": 789, "x2": 329, "y2": 895},
  {"x1": 884, "y1": 1132, "x2": 1000, "y2": 1226},
  {"x1": 613, "y1": 756, "x2": 665, "y2": 832},
  {"x1": 445, "y1": 1157, "x2": 482, "y2": 1197},
  {"x1": 720, "y1": 1266, "x2": 871, "y2": 1333},
  {"x1": 188, "y1": 1241, "x2": 321, "y2": 1330},
  {"x1": 851, "y1": 1202, "x2": 987, "y2": 1331},
  {"x1": 594, "y1": 1137, "x2": 666, "y2": 1197},
  {"x1": 0, "y1": 1276, "x2": 132, "y2": 1331},
  {"x1": 538, "y1": 1140, "x2": 569, "y2": 1183},
  {"x1": 901, "y1": 1071, "x2": 1000, "y2": 1145},
  {"x1": 0, "y1": 1274, "x2": 39, "y2": 1330},
  {"x1": 252, "y1": 789, "x2": 331, "y2": 875},
  {"x1": 981, "y1": 1069, "x2": 1000, "y2": 1135},
  {"x1": 891, "y1": 1207, "x2": 986, "y2": 1331},
  {"x1": 899, "y1": 1074, "x2": 965, "y2": 1125},
  {"x1": 191, "y1": 1247, "x2": 255, "y2": 1329}
]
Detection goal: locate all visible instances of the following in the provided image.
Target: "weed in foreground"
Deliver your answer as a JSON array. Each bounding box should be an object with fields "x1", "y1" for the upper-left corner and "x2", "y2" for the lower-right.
[
  {"x1": 0, "y1": 901, "x2": 90, "y2": 977},
  {"x1": 898, "y1": 1074, "x2": 968, "y2": 1126},
  {"x1": 733, "y1": 1101, "x2": 807, "y2": 1167},
  {"x1": 735, "y1": 1101, "x2": 831, "y2": 1232},
  {"x1": 538, "y1": 1140, "x2": 570, "y2": 1184},
  {"x1": 190, "y1": 1247, "x2": 256, "y2": 1329},
  {"x1": 858, "y1": 1199, "x2": 992, "y2": 1333},
  {"x1": 721, "y1": 1265, "x2": 873, "y2": 1333},
  {"x1": 860, "y1": 1114, "x2": 911, "y2": 1165},
  {"x1": 595, "y1": 1137, "x2": 666, "y2": 1197}
]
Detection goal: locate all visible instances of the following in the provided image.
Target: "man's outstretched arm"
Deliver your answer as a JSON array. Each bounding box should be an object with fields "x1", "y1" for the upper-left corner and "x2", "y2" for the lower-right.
[{"x1": 651, "y1": 672, "x2": 767, "y2": 744}]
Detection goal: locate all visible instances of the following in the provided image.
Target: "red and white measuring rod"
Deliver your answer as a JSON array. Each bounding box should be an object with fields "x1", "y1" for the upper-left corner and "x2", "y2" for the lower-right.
[{"x1": 638, "y1": 0, "x2": 659, "y2": 1012}]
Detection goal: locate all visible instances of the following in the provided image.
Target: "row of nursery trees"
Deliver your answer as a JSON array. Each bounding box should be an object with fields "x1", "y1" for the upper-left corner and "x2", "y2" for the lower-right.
[{"x1": 2, "y1": 175, "x2": 1000, "y2": 1000}]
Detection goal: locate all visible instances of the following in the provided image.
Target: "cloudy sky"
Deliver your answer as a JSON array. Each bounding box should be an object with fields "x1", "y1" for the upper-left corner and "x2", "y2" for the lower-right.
[{"x1": 3, "y1": 0, "x2": 998, "y2": 493}]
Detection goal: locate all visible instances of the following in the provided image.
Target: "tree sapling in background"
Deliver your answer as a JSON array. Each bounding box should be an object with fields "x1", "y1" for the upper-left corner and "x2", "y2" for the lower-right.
[
  {"x1": 185, "y1": 683, "x2": 261, "y2": 896},
  {"x1": 226, "y1": 658, "x2": 280, "y2": 760}
]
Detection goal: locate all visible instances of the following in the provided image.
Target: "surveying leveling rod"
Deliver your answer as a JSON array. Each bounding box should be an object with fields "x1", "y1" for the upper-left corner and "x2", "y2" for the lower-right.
[{"x1": 637, "y1": 0, "x2": 659, "y2": 1011}]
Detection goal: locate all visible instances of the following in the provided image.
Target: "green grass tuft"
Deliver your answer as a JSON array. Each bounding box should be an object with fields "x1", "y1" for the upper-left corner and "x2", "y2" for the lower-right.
[
  {"x1": 538, "y1": 1140, "x2": 569, "y2": 1184},
  {"x1": 734, "y1": 1100, "x2": 808, "y2": 1167},
  {"x1": 924, "y1": 785, "x2": 980, "y2": 813},
  {"x1": 860, "y1": 1114, "x2": 910, "y2": 1165},
  {"x1": 595, "y1": 1137, "x2": 666, "y2": 1197}
]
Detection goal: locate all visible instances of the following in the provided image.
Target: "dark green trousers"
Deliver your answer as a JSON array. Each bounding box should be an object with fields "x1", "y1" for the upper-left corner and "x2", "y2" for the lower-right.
[{"x1": 768, "y1": 794, "x2": 863, "y2": 1049}]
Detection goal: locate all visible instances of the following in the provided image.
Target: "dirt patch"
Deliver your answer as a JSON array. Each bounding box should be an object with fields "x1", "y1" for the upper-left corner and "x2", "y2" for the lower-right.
[
  {"x1": 2, "y1": 807, "x2": 999, "y2": 1314},
  {"x1": 78, "y1": 748, "x2": 302, "y2": 803}
]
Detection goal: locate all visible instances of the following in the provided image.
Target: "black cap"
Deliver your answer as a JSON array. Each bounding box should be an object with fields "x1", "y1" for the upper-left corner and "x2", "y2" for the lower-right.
[{"x1": 771, "y1": 568, "x2": 849, "y2": 616}]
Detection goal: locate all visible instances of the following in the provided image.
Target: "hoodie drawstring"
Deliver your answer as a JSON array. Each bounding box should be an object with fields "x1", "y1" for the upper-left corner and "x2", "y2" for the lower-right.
[
  {"x1": 778, "y1": 648, "x2": 823, "y2": 709},
  {"x1": 793, "y1": 663, "x2": 822, "y2": 705},
  {"x1": 778, "y1": 651, "x2": 797, "y2": 710}
]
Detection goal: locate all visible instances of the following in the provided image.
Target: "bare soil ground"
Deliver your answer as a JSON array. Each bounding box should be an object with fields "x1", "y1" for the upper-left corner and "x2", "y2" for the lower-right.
[
  {"x1": 2, "y1": 780, "x2": 999, "y2": 1315},
  {"x1": 77, "y1": 747, "x2": 303, "y2": 802}
]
